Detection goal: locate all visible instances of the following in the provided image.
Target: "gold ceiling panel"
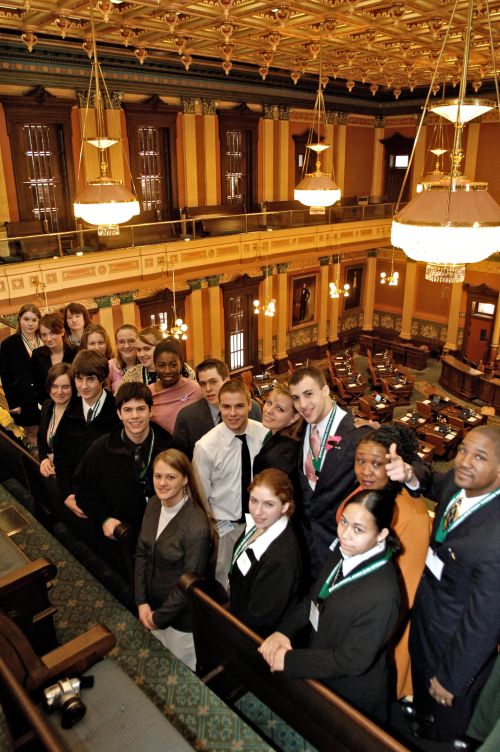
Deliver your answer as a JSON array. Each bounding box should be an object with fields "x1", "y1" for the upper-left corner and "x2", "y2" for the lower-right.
[{"x1": 0, "y1": 0, "x2": 498, "y2": 96}]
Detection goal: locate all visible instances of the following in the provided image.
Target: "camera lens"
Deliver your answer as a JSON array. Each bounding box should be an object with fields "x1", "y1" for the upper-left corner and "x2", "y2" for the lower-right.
[{"x1": 60, "y1": 697, "x2": 86, "y2": 729}]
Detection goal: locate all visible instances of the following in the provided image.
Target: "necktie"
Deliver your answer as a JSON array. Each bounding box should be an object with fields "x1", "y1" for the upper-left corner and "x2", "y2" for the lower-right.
[
  {"x1": 305, "y1": 424, "x2": 321, "y2": 487},
  {"x1": 443, "y1": 497, "x2": 462, "y2": 531},
  {"x1": 86, "y1": 407, "x2": 93, "y2": 425},
  {"x1": 236, "y1": 434, "x2": 251, "y2": 520}
]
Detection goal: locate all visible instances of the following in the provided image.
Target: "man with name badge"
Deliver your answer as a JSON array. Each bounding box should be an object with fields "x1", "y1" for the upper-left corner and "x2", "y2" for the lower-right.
[{"x1": 386, "y1": 426, "x2": 500, "y2": 744}]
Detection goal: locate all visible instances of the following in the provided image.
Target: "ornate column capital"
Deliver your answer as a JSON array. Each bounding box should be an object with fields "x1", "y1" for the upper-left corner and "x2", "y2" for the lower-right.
[
  {"x1": 367, "y1": 249, "x2": 378, "y2": 258},
  {"x1": 261, "y1": 265, "x2": 276, "y2": 278},
  {"x1": 277, "y1": 105, "x2": 290, "y2": 121},
  {"x1": 107, "y1": 91, "x2": 124, "y2": 109},
  {"x1": 337, "y1": 111, "x2": 349, "y2": 125},
  {"x1": 117, "y1": 290, "x2": 138, "y2": 304},
  {"x1": 94, "y1": 295, "x2": 114, "y2": 309},
  {"x1": 263, "y1": 103, "x2": 276, "y2": 120},
  {"x1": 182, "y1": 97, "x2": 197, "y2": 114},
  {"x1": 207, "y1": 274, "x2": 224, "y2": 287},
  {"x1": 374, "y1": 114, "x2": 385, "y2": 129},
  {"x1": 76, "y1": 90, "x2": 95, "y2": 109},
  {"x1": 277, "y1": 262, "x2": 290, "y2": 274},
  {"x1": 326, "y1": 110, "x2": 339, "y2": 125},
  {"x1": 201, "y1": 98, "x2": 217, "y2": 115},
  {"x1": 319, "y1": 255, "x2": 331, "y2": 266},
  {"x1": 187, "y1": 277, "x2": 204, "y2": 291}
]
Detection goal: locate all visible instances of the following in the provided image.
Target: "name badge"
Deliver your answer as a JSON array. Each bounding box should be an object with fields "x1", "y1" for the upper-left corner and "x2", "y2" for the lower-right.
[
  {"x1": 425, "y1": 547, "x2": 444, "y2": 580},
  {"x1": 309, "y1": 601, "x2": 320, "y2": 632},
  {"x1": 215, "y1": 520, "x2": 235, "y2": 538},
  {"x1": 237, "y1": 551, "x2": 251, "y2": 575}
]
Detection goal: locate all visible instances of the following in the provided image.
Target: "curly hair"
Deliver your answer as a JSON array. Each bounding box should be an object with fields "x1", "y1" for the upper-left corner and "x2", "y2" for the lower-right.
[{"x1": 356, "y1": 423, "x2": 420, "y2": 496}]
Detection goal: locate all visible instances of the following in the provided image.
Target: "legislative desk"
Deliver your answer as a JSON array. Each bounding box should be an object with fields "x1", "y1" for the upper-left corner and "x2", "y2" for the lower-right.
[
  {"x1": 478, "y1": 376, "x2": 500, "y2": 414},
  {"x1": 0, "y1": 489, "x2": 270, "y2": 752},
  {"x1": 439, "y1": 355, "x2": 483, "y2": 401}
]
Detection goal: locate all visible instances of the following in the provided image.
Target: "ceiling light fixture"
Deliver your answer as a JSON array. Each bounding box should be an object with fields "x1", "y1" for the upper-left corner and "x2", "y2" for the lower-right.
[
  {"x1": 74, "y1": 2, "x2": 139, "y2": 236},
  {"x1": 391, "y1": 0, "x2": 500, "y2": 283}
]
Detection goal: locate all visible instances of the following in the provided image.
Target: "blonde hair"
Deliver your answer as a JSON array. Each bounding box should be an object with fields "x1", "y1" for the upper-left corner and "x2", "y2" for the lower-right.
[
  {"x1": 81, "y1": 324, "x2": 114, "y2": 359},
  {"x1": 266, "y1": 382, "x2": 304, "y2": 440}
]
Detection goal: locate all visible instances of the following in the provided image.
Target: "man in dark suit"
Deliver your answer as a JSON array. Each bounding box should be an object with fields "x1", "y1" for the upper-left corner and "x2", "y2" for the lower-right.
[
  {"x1": 402, "y1": 425, "x2": 500, "y2": 743},
  {"x1": 174, "y1": 358, "x2": 260, "y2": 459},
  {"x1": 289, "y1": 366, "x2": 371, "y2": 574}
]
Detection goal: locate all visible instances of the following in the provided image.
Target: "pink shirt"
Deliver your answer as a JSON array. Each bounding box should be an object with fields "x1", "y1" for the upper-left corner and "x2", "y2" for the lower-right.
[{"x1": 149, "y1": 377, "x2": 202, "y2": 435}]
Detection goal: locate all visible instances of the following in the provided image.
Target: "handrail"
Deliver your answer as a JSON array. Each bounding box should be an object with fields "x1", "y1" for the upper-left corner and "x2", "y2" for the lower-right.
[{"x1": 0, "y1": 202, "x2": 400, "y2": 264}]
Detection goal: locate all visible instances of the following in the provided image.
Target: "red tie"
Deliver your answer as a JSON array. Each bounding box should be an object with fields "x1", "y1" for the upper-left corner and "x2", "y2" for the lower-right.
[{"x1": 305, "y1": 424, "x2": 321, "y2": 487}]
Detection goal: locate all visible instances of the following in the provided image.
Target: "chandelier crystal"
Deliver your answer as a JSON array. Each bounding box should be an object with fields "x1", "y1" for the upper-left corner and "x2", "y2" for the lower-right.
[{"x1": 253, "y1": 266, "x2": 276, "y2": 317}]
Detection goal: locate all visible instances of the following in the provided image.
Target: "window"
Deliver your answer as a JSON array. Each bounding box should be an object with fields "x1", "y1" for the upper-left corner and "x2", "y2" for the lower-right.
[
  {"x1": 22, "y1": 125, "x2": 61, "y2": 232},
  {"x1": 224, "y1": 130, "x2": 244, "y2": 206},
  {"x1": 227, "y1": 295, "x2": 246, "y2": 370},
  {"x1": 222, "y1": 275, "x2": 259, "y2": 371},
  {"x1": 392, "y1": 154, "x2": 409, "y2": 169},
  {"x1": 137, "y1": 127, "x2": 164, "y2": 216},
  {"x1": 218, "y1": 105, "x2": 259, "y2": 211}
]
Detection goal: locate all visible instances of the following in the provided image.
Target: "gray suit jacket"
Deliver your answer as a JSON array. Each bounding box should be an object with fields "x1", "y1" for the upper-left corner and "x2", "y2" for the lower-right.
[{"x1": 174, "y1": 397, "x2": 261, "y2": 459}]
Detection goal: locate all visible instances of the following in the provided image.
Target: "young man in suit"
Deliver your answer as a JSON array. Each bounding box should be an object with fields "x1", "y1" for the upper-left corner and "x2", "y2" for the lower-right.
[
  {"x1": 174, "y1": 358, "x2": 261, "y2": 459},
  {"x1": 73, "y1": 382, "x2": 174, "y2": 573},
  {"x1": 388, "y1": 426, "x2": 500, "y2": 744},
  {"x1": 192, "y1": 379, "x2": 268, "y2": 587},
  {"x1": 288, "y1": 366, "x2": 371, "y2": 576}
]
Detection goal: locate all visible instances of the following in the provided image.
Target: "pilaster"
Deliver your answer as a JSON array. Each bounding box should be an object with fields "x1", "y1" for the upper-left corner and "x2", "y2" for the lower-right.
[
  {"x1": 274, "y1": 262, "x2": 290, "y2": 372},
  {"x1": 399, "y1": 260, "x2": 416, "y2": 340},
  {"x1": 117, "y1": 290, "x2": 139, "y2": 327},
  {"x1": 317, "y1": 256, "x2": 330, "y2": 355},
  {"x1": 443, "y1": 282, "x2": 463, "y2": 353},
  {"x1": 207, "y1": 274, "x2": 224, "y2": 360},
  {"x1": 95, "y1": 295, "x2": 115, "y2": 337},
  {"x1": 362, "y1": 251, "x2": 377, "y2": 331},
  {"x1": 187, "y1": 278, "x2": 205, "y2": 365},
  {"x1": 182, "y1": 98, "x2": 199, "y2": 207}
]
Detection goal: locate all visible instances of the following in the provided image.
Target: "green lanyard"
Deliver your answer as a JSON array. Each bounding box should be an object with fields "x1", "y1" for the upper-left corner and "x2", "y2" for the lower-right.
[
  {"x1": 229, "y1": 525, "x2": 257, "y2": 574},
  {"x1": 434, "y1": 489, "x2": 499, "y2": 543},
  {"x1": 121, "y1": 429, "x2": 155, "y2": 479},
  {"x1": 262, "y1": 430, "x2": 273, "y2": 446},
  {"x1": 309, "y1": 405, "x2": 337, "y2": 473},
  {"x1": 21, "y1": 332, "x2": 40, "y2": 353},
  {"x1": 318, "y1": 546, "x2": 392, "y2": 601}
]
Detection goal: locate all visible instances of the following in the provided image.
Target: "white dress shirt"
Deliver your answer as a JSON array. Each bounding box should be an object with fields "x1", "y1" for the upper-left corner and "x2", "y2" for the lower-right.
[
  {"x1": 193, "y1": 419, "x2": 268, "y2": 520},
  {"x1": 302, "y1": 404, "x2": 347, "y2": 486}
]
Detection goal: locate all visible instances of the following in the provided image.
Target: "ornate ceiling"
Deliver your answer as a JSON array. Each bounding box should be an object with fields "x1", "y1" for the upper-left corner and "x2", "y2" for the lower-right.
[{"x1": 0, "y1": 0, "x2": 499, "y2": 108}]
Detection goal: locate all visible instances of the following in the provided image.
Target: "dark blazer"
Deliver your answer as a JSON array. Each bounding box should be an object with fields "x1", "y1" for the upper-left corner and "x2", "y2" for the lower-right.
[
  {"x1": 0, "y1": 333, "x2": 40, "y2": 425},
  {"x1": 279, "y1": 543, "x2": 401, "y2": 722},
  {"x1": 409, "y1": 470, "x2": 500, "y2": 739},
  {"x1": 253, "y1": 432, "x2": 301, "y2": 479},
  {"x1": 297, "y1": 412, "x2": 371, "y2": 572},
  {"x1": 74, "y1": 421, "x2": 175, "y2": 530},
  {"x1": 37, "y1": 398, "x2": 57, "y2": 461},
  {"x1": 31, "y1": 343, "x2": 76, "y2": 405},
  {"x1": 174, "y1": 397, "x2": 261, "y2": 459},
  {"x1": 53, "y1": 390, "x2": 117, "y2": 501},
  {"x1": 135, "y1": 496, "x2": 212, "y2": 631},
  {"x1": 229, "y1": 522, "x2": 303, "y2": 636}
]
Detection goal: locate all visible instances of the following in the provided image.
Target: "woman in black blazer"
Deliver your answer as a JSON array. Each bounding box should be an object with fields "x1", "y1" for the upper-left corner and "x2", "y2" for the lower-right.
[
  {"x1": 260, "y1": 489, "x2": 401, "y2": 722},
  {"x1": 0, "y1": 303, "x2": 42, "y2": 444},
  {"x1": 31, "y1": 312, "x2": 76, "y2": 405},
  {"x1": 253, "y1": 383, "x2": 304, "y2": 483},
  {"x1": 37, "y1": 363, "x2": 73, "y2": 478},
  {"x1": 135, "y1": 448, "x2": 215, "y2": 670},
  {"x1": 229, "y1": 468, "x2": 304, "y2": 636}
]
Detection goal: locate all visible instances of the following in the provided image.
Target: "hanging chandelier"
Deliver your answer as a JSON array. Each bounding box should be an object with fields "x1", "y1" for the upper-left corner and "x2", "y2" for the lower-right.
[
  {"x1": 294, "y1": 52, "x2": 341, "y2": 212},
  {"x1": 74, "y1": 2, "x2": 139, "y2": 235},
  {"x1": 159, "y1": 266, "x2": 188, "y2": 340},
  {"x1": 391, "y1": 0, "x2": 500, "y2": 283},
  {"x1": 253, "y1": 266, "x2": 276, "y2": 317},
  {"x1": 379, "y1": 248, "x2": 399, "y2": 286},
  {"x1": 329, "y1": 255, "x2": 350, "y2": 299}
]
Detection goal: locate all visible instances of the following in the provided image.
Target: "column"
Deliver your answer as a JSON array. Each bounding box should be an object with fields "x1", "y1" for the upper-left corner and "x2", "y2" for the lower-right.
[
  {"x1": 328, "y1": 258, "x2": 340, "y2": 350},
  {"x1": 261, "y1": 266, "x2": 274, "y2": 367},
  {"x1": 362, "y1": 251, "x2": 377, "y2": 331},
  {"x1": 202, "y1": 99, "x2": 218, "y2": 205},
  {"x1": 277, "y1": 106, "x2": 289, "y2": 200},
  {"x1": 488, "y1": 290, "x2": 500, "y2": 365},
  {"x1": 207, "y1": 274, "x2": 224, "y2": 360},
  {"x1": 77, "y1": 91, "x2": 99, "y2": 186},
  {"x1": 324, "y1": 113, "x2": 336, "y2": 178},
  {"x1": 317, "y1": 256, "x2": 330, "y2": 357},
  {"x1": 95, "y1": 295, "x2": 115, "y2": 339},
  {"x1": 105, "y1": 91, "x2": 126, "y2": 185},
  {"x1": 181, "y1": 98, "x2": 199, "y2": 207},
  {"x1": 187, "y1": 278, "x2": 205, "y2": 366},
  {"x1": 411, "y1": 120, "x2": 427, "y2": 196},
  {"x1": 117, "y1": 291, "x2": 139, "y2": 327},
  {"x1": 275, "y1": 262, "x2": 290, "y2": 373},
  {"x1": 399, "y1": 260, "x2": 417, "y2": 340},
  {"x1": 443, "y1": 282, "x2": 463, "y2": 352},
  {"x1": 370, "y1": 116, "x2": 385, "y2": 201},
  {"x1": 335, "y1": 112, "x2": 348, "y2": 197},
  {"x1": 262, "y1": 105, "x2": 275, "y2": 202}
]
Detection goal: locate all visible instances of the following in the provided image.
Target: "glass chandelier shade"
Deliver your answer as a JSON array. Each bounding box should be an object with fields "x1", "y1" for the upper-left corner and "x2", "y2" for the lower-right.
[
  {"x1": 430, "y1": 98, "x2": 494, "y2": 124},
  {"x1": 74, "y1": 178, "x2": 140, "y2": 227},
  {"x1": 294, "y1": 173, "x2": 341, "y2": 208}
]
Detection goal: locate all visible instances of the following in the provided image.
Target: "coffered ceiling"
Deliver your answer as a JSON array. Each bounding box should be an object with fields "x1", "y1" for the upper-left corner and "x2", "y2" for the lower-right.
[{"x1": 0, "y1": 0, "x2": 499, "y2": 108}]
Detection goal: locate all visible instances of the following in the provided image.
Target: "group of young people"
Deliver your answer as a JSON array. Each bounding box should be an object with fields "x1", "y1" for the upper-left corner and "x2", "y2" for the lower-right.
[{"x1": 1, "y1": 303, "x2": 499, "y2": 749}]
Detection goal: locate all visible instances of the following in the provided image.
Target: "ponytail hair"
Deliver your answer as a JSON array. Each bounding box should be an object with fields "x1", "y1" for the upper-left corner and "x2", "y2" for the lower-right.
[{"x1": 344, "y1": 488, "x2": 401, "y2": 555}]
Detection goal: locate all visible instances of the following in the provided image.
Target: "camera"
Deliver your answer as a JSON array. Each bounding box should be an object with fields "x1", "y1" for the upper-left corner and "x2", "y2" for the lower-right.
[{"x1": 43, "y1": 675, "x2": 94, "y2": 729}]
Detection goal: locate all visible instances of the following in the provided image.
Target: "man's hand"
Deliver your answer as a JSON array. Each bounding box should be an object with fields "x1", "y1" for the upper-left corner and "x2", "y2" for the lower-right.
[
  {"x1": 385, "y1": 442, "x2": 410, "y2": 483},
  {"x1": 138, "y1": 603, "x2": 156, "y2": 631},
  {"x1": 429, "y1": 676, "x2": 454, "y2": 707},
  {"x1": 258, "y1": 632, "x2": 292, "y2": 667},
  {"x1": 40, "y1": 457, "x2": 56, "y2": 477},
  {"x1": 102, "y1": 517, "x2": 121, "y2": 539},
  {"x1": 64, "y1": 494, "x2": 88, "y2": 518}
]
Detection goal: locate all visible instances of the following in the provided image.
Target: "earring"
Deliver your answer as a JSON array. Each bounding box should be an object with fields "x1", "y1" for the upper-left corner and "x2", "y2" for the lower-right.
[{"x1": 377, "y1": 538, "x2": 382, "y2": 544}]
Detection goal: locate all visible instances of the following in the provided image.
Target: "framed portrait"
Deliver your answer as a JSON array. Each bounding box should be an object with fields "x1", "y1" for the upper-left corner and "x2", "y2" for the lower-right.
[
  {"x1": 290, "y1": 273, "x2": 318, "y2": 328},
  {"x1": 344, "y1": 265, "x2": 363, "y2": 311}
]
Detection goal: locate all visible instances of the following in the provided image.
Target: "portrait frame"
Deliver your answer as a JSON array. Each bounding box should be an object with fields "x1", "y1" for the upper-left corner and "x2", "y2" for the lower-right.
[
  {"x1": 343, "y1": 265, "x2": 363, "y2": 311},
  {"x1": 289, "y1": 272, "x2": 318, "y2": 328}
]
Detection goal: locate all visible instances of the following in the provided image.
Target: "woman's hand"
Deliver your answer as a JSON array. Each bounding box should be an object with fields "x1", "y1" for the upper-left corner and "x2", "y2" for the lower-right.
[
  {"x1": 258, "y1": 632, "x2": 292, "y2": 667},
  {"x1": 64, "y1": 494, "x2": 88, "y2": 518},
  {"x1": 138, "y1": 603, "x2": 156, "y2": 631},
  {"x1": 102, "y1": 517, "x2": 121, "y2": 539},
  {"x1": 9, "y1": 407, "x2": 21, "y2": 415},
  {"x1": 269, "y1": 645, "x2": 291, "y2": 673},
  {"x1": 429, "y1": 676, "x2": 454, "y2": 707},
  {"x1": 40, "y1": 457, "x2": 56, "y2": 477}
]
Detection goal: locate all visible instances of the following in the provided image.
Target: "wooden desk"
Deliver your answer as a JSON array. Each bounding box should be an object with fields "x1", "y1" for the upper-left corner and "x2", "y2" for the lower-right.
[
  {"x1": 395, "y1": 412, "x2": 428, "y2": 430},
  {"x1": 418, "y1": 424, "x2": 460, "y2": 459},
  {"x1": 417, "y1": 440, "x2": 435, "y2": 462},
  {"x1": 478, "y1": 376, "x2": 500, "y2": 415},
  {"x1": 440, "y1": 405, "x2": 486, "y2": 429},
  {"x1": 439, "y1": 355, "x2": 483, "y2": 401}
]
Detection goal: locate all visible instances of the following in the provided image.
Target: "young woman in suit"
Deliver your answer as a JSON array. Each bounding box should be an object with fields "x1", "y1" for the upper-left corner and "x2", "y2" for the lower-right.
[
  {"x1": 135, "y1": 448, "x2": 215, "y2": 670},
  {"x1": 253, "y1": 383, "x2": 303, "y2": 480},
  {"x1": 37, "y1": 363, "x2": 73, "y2": 478},
  {"x1": 63, "y1": 302, "x2": 91, "y2": 346},
  {"x1": 31, "y1": 312, "x2": 76, "y2": 404},
  {"x1": 0, "y1": 303, "x2": 42, "y2": 445},
  {"x1": 260, "y1": 489, "x2": 401, "y2": 723},
  {"x1": 229, "y1": 468, "x2": 303, "y2": 636}
]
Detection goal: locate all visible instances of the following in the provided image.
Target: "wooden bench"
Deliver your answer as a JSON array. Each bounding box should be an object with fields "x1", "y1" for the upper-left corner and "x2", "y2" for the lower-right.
[{"x1": 180, "y1": 574, "x2": 410, "y2": 752}]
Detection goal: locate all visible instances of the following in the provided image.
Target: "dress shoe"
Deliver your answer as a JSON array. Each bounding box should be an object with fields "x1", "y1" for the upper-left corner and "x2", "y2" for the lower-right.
[{"x1": 453, "y1": 736, "x2": 481, "y2": 752}]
